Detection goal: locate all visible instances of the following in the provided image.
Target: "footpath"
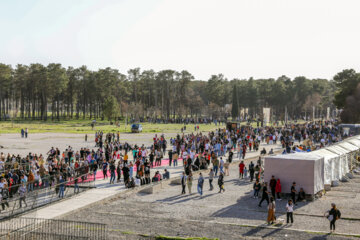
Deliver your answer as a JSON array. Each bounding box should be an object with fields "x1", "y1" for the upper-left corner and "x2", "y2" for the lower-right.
[{"x1": 21, "y1": 142, "x2": 281, "y2": 220}]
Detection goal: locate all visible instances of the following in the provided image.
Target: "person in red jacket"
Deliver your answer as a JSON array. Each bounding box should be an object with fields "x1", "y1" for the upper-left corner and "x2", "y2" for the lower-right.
[
  {"x1": 239, "y1": 161, "x2": 245, "y2": 179},
  {"x1": 275, "y1": 178, "x2": 282, "y2": 200}
]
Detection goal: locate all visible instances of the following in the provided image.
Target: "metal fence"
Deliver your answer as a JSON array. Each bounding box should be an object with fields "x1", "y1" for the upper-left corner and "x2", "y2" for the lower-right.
[
  {"x1": 0, "y1": 172, "x2": 96, "y2": 220},
  {"x1": 0, "y1": 217, "x2": 106, "y2": 240}
]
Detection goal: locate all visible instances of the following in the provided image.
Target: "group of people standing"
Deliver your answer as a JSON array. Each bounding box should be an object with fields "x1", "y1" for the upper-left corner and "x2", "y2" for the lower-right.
[
  {"x1": 180, "y1": 168, "x2": 225, "y2": 197},
  {"x1": 20, "y1": 128, "x2": 28, "y2": 138}
]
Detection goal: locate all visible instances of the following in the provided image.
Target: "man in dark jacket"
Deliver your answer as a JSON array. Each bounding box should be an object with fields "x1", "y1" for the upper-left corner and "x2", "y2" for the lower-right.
[{"x1": 269, "y1": 175, "x2": 277, "y2": 198}]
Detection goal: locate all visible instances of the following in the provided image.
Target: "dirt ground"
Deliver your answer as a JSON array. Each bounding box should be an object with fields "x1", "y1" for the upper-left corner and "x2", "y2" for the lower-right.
[
  {"x1": 61, "y1": 164, "x2": 360, "y2": 240},
  {"x1": 0, "y1": 132, "x2": 178, "y2": 157}
]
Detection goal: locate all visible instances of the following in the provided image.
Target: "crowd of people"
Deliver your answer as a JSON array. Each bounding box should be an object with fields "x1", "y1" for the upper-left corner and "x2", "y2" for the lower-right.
[{"x1": 0, "y1": 120, "x2": 346, "y2": 231}]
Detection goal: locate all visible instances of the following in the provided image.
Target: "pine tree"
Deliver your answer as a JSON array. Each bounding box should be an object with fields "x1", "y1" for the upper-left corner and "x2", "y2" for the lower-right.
[{"x1": 231, "y1": 85, "x2": 239, "y2": 119}]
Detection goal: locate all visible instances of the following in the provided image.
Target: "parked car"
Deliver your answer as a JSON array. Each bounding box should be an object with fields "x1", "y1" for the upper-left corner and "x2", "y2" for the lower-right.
[{"x1": 131, "y1": 124, "x2": 143, "y2": 133}]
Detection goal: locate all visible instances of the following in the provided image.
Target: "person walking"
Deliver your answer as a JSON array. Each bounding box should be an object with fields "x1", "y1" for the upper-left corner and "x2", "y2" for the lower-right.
[
  {"x1": 93, "y1": 162, "x2": 98, "y2": 181},
  {"x1": 129, "y1": 162, "x2": 134, "y2": 179},
  {"x1": 267, "y1": 196, "x2": 276, "y2": 225},
  {"x1": 173, "y1": 151, "x2": 178, "y2": 167},
  {"x1": 237, "y1": 143, "x2": 242, "y2": 159},
  {"x1": 213, "y1": 157, "x2": 219, "y2": 176},
  {"x1": 187, "y1": 172, "x2": 193, "y2": 194},
  {"x1": 122, "y1": 164, "x2": 130, "y2": 185},
  {"x1": 181, "y1": 172, "x2": 187, "y2": 195},
  {"x1": 109, "y1": 161, "x2": 116, "y2": 184},
  {"x1": 19, "y1": 183, "x2": 28, "y2": 208},
  {"x1": 253, "y1": 179, "x2": 261, "y2": 198},
  {"x1": 326, "y1": 203, "x2": 341, "y2": 232},
  {"x1": 249, "y1": 161, "x2": 255, "y2": 182},
  {"x1": 242, "y1": 144, "x2": 247, "y2": 159},
  {"x1": 219, "y1": 157, "x2": 224, "y2": 174},
  {"x1": 224, "y1": 160, "x2": 230, "y2": 176},
  {"x1": 116, "y1": 162, "x2": 121, "y2": 183},
  {"x1": 197, "y1": 173, "x2": 204, "y2": 196},
  {"x1": 102, "y1": 160, "x2": 108, "y2": 179},
  {"x1": 58, "y1": 175, "x2": 65, "y2": 198},
  {"x1": 218, "y1": 172, "x2": 225, "y2": 193},
  {"x1": 286, "y1": 199, "x2": 294, "y2": 224},
  {"x1": 243, "y1": 167, "x2": 248, "y2": 179},
  {"x1": 259, "y1": 182, "x2": 269, "y2": 207},
  {"x1": 74, "y1": 175, "x2": 80, "y2": 194},
  {"x1": 168, "y1": 150, "x2": 173, "y2": 167},
  {"x1": 209, "y1": 168, "x2": 214, "y2": 191},
  {"x1": 1, "y1": 185, "x2": 9, "y2": 211}
]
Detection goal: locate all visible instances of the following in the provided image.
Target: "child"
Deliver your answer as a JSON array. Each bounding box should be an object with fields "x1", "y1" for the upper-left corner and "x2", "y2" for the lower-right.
[
  {"x1": 286, "y1": 199, "x2": 294, "y2": 224},
  {"x1": 243, "y1": 167, "x2": 248, "y2": 179}
]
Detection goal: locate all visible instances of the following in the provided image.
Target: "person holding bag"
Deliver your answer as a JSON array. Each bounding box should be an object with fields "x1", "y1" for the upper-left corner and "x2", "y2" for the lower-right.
[{"x1": 326, "y1": 203, "x2": 341, "y2": 232}]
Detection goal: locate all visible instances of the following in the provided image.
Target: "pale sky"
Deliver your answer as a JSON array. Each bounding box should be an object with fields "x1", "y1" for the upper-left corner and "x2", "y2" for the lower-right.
[{"x1": 1, "y1": 0, "x2": 360, "y2": 80}]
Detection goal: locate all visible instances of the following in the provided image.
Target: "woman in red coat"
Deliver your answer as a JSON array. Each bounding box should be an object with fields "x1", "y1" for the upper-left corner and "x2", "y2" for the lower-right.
[{"x1": 275, "y1": 178, "x2": 282, "y2": 200}]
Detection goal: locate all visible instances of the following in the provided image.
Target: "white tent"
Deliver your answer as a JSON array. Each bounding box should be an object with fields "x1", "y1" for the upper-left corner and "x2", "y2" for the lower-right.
[
  {"x1": 346, "y1": 138, "x2": 360, "y2": 148},
  {"x1": 264, "y1": 153, "x2": 324, "y2": 195},
  {"x1": 337, "y1": 141, "x2": 359, "y2": 169},
  {"x1": 338, "y1": 142, "x2": 359, "y2": 152},
  {"x1": 326, "y1": 145, "x2": 350, "y2": 178},
  {"x1": 310, "y1": 149, "x2": 340, "y2": 185}
]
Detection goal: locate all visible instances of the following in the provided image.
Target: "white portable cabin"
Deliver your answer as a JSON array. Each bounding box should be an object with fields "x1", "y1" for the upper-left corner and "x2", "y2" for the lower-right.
[
  {"x1": 310, "y1": 149, "x2": 340, "y2": 186},
  {"x1": 264, "y1": 153, "x2": 324, "y2": 195}
]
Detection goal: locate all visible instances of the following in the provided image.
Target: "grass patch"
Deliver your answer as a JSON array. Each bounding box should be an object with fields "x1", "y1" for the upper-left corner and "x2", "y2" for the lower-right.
[
  {"x1": 0, "y1": 119, "x2": 303, "y2": 134},
  {"x1": 156, "y1": 236, "x2": 219, "y2": 240},
  {"x1": 0, "y1": 120, "x2": 221, "y2": 134}
]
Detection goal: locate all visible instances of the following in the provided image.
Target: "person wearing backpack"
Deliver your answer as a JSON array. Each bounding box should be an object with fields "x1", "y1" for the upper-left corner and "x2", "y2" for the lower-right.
[{"x1": 327, "y1": 203, "x2": 341, "y2": 232}]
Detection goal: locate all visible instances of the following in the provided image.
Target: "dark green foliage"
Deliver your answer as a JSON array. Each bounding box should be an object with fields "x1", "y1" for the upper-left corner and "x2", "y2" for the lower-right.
[
  {"x1": 231, "y1": 85, "x2": 239, "y2": 119},
  {"x1": 0, "y1": 63, "x2": 345, "y2": 121}
]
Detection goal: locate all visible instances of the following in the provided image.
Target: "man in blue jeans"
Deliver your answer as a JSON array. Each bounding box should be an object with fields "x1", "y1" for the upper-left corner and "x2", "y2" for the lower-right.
[
  {"x1": 109, "y1": 161, "x2": 116, "y2": 184},
  {"x1": 59, "y1": 175, "x2": 65, "y2": 198},
  {"x1": 197, "y1": 173, "x2": 204, "y2": 196},
  {"x1": 213, "y1": 157, "x2": 219, "y2": 176}
]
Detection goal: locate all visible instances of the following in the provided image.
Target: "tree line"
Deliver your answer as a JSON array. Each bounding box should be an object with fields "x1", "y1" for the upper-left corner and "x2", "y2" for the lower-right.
[{"x1": 0, "y1": 63, "x2": 357, "y2": 122}]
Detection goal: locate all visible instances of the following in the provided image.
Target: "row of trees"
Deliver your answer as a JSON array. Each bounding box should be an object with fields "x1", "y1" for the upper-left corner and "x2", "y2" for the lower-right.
[
  {"x1": 333, "y1": 69, "x2": 360, "y2": 123},
  {"x1": 0, "y1": 63, "x2": 355, "y2": 122}
]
